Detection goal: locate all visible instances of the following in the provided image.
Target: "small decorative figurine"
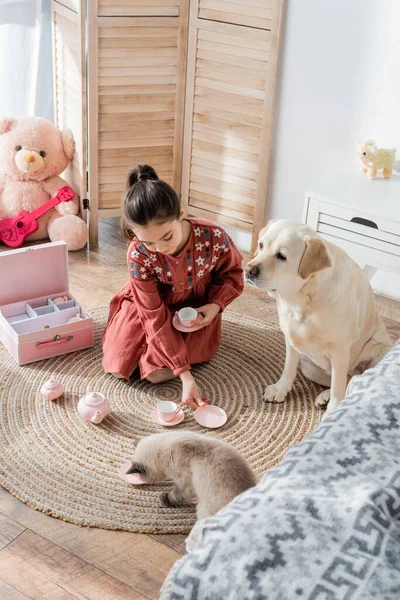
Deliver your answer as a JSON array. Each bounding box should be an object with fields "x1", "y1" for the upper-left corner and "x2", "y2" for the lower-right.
[
  {"x1": 40, "y1": 373, "x2": 64, "y2": 401},
  {"x1": 77, "y1": 386, "x2": 110, "y2": 424},
  {"x1": 358, "y1": 140, "x2": 396, "y2": 180}
]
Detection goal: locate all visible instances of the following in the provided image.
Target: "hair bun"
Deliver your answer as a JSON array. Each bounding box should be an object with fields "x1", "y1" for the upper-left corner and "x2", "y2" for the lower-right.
[{"x1": 128, "y1": 165, "x2": 159, "y2": 186}]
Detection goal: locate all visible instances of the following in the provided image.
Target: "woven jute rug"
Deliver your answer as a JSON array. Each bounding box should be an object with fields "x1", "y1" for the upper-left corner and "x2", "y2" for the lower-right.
[{"x1": 0, "y1": 306, "x2": 323, "y2": 534}]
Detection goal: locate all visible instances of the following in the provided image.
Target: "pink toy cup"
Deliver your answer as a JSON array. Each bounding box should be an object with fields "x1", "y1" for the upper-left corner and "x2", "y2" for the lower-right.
[{"x1": 157, "y1": 401, "x2": 181, "y2": 422}]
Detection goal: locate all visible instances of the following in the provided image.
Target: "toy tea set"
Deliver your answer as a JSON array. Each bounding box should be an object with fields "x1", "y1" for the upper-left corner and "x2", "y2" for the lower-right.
[{"x1": 40, "y1": 306, "x2": 227, "y2": 486}]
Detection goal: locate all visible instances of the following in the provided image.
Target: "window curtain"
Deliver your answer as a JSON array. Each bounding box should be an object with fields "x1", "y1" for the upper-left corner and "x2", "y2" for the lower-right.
[{"x1": 0, "y1": 0, "x2": 54, "y2": 121}]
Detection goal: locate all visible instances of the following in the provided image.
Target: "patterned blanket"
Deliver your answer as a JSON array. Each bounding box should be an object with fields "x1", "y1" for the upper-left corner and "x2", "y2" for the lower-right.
[{"x1": 161, "y1": 341, "x2": 400, "y2": 600}]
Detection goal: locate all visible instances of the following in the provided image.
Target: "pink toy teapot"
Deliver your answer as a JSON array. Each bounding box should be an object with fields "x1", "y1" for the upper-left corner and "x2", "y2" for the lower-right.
[
  {"x1": 77, "y1": 386, "x2": 110, "y2": 424},
  {"x1": 40, "y1": 373, "x2": 64, "y2": 401}
]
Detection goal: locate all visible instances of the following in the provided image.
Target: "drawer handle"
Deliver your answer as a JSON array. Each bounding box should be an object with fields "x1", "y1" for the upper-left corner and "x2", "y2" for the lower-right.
[
  {"x1": 350, "y1": 217, "x2": 378, "y2": 229},
  {"x1": 37, "y1": 334, "x2": 74, "y2": 349}
]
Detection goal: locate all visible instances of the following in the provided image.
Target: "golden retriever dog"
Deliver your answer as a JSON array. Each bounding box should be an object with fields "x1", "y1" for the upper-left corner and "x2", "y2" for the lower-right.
[
  {"x1": 126, "y1": 432, "x2": 257, "y2": 521},
  {"x1": 245, "y1": 220, "x2": 392, "y2": 415}
]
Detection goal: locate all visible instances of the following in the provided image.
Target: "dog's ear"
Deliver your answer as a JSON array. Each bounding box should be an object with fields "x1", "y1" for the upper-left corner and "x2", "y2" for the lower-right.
[
  {"x1": 298, "y1": 237, "x2": 331, "y2": 279},
  {"x1": 126, "y1": 461, "x2": 147, "y2": 476},
  {"x1": 133, "y1": 439, "x2": 140, "y2": 448}
]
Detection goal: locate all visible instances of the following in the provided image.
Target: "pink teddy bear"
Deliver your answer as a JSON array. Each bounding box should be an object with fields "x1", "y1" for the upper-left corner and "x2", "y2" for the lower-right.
[{"x1": 0, "y1": 116, "x2": 87, "y2": 251}]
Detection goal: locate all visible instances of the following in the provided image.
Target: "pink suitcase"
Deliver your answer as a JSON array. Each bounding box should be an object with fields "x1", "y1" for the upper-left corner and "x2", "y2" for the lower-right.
[{"x1": 0, "y1": 241, "x2": 94, "y2": 365}]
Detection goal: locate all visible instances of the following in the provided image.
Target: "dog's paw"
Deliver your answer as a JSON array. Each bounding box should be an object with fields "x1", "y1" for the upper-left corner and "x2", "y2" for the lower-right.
[
  {"x1": 315, "y1": 389, "x2": 330, "y2": 407},
  {"x1": 160, "y1": 492, "x2": 172, "y2": 507},
  {"x1": 263, "y1": 382, "x2": 289, "y2": 403}
]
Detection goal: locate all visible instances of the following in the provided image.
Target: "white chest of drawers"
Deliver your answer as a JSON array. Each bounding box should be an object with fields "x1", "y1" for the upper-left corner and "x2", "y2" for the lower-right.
[{"x1": 303, "y1": 175, "x2": 400, "y2": 284}]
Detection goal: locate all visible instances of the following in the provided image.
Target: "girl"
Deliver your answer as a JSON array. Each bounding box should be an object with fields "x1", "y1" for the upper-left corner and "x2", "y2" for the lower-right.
[{"x1": 102, "y1": 165, "x2": 244, "y2": 409}]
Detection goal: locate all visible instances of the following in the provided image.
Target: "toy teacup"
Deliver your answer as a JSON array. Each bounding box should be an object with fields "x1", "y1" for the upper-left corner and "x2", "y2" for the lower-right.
[{"x1": 177, "y1": 307, "x2": 198, "y2": 327}]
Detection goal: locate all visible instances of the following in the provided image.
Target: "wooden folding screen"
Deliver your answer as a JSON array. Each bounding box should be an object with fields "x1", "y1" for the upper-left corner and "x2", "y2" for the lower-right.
[{"x1": 52, "y1": 0, "x2": 284, "y2": 249}]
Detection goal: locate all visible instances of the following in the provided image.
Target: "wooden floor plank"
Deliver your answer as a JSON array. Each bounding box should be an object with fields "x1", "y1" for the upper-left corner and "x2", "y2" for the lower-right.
[
  {"x1": 150, "y1": 534, "x2": 187, "y2": 555},
  {"x1": 0, "y1": 514, "x2": 26, "y2": 551},
  {"x1": 0, "y1": 529, "x2": 147, "y2": 599},
  {"x1": 0, "y1": 488, "x2": 181, "y2": 599},
  {"x1": 0, "y1": 579, "x2": 32, "y2": 600}
]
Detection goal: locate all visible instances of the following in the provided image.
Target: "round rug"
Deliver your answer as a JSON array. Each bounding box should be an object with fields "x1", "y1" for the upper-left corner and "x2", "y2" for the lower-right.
[{"x1": 0, "y1": 307, "x2": 323, "y2": 534}]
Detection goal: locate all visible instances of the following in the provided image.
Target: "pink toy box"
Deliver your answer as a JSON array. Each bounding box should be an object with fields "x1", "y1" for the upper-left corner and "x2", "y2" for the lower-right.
[{"x1": 0, "y1": 241, "x2": 94, "y2": 365}]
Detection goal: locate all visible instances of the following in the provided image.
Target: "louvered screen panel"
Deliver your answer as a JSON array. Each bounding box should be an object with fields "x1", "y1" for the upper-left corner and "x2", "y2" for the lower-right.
[
  {"x1": 97, "y1": 19, "x2": 179, "y2": 211},
  {"x1": 183, "y1": 19, "x2": 270, "y2": 232},
  {"x1": 52, "y1": 1, "x2": 86, "y2": 202},
  {"x1": 198, "y1": 0, "x2": 273, "y2": 29},
  {"x1": 182, "y1": 1, "x2": 284, "y2": 249},
  {"x1": 87, "y1": 1, "x2": 188, "y2": 239},
  {"x1": 98, "y1": 0, "x2": 180, "y2": 17}
]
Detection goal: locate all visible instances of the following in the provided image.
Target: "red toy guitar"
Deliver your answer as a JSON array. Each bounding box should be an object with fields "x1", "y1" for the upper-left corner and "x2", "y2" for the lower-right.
[{"x1": 0, "y1": 185, "x2": 75, "y2": 248}]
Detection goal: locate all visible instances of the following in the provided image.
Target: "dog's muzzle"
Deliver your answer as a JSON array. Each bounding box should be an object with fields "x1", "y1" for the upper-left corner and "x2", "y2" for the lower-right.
[{"x1": 244, "y1": 264, "x2": 260, "y2": 287}]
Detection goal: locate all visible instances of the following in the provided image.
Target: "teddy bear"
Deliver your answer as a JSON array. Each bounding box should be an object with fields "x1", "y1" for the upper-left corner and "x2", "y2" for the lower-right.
[{"x1": 0, "y1": 116, "x2": 87, "y2": 250}]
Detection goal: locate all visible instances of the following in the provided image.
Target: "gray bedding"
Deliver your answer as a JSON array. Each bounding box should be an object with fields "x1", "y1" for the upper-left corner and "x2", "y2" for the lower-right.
[{"x1": 161, "y1": 341, "x2": 400, "y2": 600}]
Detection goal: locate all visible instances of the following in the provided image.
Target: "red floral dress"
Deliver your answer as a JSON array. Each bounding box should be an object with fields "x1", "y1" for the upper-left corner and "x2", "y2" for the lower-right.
[{"x1": 102, "y1": 218, "x2": 244, "y2": 379}]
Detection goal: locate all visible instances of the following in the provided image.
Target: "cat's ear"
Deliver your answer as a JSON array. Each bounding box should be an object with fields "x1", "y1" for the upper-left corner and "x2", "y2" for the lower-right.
[
  {"x1": 133, "y1": 439, "x2": 140, "y2": 448},
  {"x1": 126, "y1": 461, "x2": 147, "y2": 476}
]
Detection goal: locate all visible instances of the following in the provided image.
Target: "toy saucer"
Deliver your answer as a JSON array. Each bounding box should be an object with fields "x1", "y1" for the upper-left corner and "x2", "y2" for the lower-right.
[
  {"x1": 151, "y1": 407, "x2": 185, "y2": 426},
  {"x1": 194, "y1": 405, "x2": 227, "y2": 429},
  {"x1": 118, "y1": 461, "x2": 145, "y2": 485},
  {"x1": 172, "y1": 313, "x2": 203, "y2": 333}
]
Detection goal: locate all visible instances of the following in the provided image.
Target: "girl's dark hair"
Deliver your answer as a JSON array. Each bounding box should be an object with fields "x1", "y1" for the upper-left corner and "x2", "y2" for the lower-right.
[{"x1": 121, "y1": 165, "x2": 181, "y2": 240}]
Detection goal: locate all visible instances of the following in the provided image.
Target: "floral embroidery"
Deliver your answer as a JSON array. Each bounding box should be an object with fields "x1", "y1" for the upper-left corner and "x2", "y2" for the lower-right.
[
  {"x1": 130, "y1": 222, "x2": 232, "y2": 289},
  {"x1": 130, "y1": 262, "x2": 146, "y2": 279}
]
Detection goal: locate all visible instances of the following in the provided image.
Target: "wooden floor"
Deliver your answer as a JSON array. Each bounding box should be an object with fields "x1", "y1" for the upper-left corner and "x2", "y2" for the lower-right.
[{"x1": 1, "y1": 219, "x2": 399, "y2": 600}]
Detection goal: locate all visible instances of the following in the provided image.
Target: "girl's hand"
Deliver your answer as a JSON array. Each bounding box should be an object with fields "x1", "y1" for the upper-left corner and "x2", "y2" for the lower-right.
[
  {"x1": 180, "y1": 371, "x2": 209, "y2": 409},
  {"x1": 191, "y1": 303, "x2": 220, "y2": 329}
]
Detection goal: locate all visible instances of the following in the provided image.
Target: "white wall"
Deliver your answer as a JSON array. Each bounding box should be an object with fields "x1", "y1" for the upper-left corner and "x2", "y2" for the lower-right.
[{"x1": 266, "y1": 0, "x2": 400, "y2": 222}]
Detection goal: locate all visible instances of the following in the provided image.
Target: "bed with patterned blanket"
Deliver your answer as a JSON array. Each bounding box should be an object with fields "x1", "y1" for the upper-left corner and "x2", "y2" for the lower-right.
[{"x1": 161, "y1": 341, "x2": 400, "y2": 600}]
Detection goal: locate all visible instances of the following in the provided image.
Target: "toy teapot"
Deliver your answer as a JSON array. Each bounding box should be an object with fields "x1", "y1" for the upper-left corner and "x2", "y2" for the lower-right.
[
  {"x1": 40, "y1": 373, "x2": 64, "y2": 401},
  {"x1": 77, "y1": 386, "x2": 110, "y2": 424}
]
